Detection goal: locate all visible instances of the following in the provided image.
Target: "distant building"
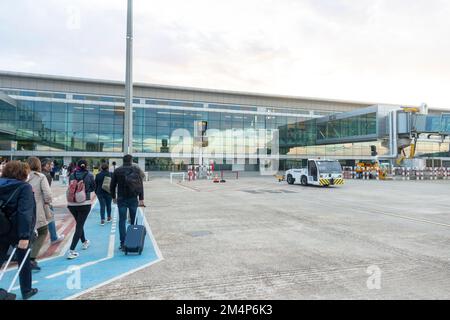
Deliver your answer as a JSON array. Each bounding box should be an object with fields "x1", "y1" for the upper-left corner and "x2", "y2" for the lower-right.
[{"x1": 1, "y1": 71, "x2": 449, "y2": 171}]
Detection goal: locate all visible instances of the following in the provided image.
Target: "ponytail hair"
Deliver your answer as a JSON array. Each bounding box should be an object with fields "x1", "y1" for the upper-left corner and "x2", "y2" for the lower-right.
[{"x1": 77, "y1": 159, "x2": 88, "y2": 171}]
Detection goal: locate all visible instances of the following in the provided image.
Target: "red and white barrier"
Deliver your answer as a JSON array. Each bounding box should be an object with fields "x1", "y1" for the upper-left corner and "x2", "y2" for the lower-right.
[{"x1": 344, "y1": 166, "x2": 450, "y2": 181}]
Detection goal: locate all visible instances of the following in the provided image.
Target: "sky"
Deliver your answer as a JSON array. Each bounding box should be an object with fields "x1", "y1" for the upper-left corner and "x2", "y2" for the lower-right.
[{"x1": 1, "y1": 0, "x2": 450, "y2": 108}]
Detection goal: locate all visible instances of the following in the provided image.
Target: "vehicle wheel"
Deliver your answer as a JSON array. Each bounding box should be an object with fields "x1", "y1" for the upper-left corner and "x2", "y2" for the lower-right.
[
  {"x1": 287, "y1": 175, "x2": 295, "y2": 185},
  {"x1": 301, "y1": 176, "x2": 308, "y2": 186}
]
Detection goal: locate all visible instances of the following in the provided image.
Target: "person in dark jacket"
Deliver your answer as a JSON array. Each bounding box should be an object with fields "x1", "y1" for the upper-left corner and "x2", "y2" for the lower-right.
[
  {"x1": 41, "y1": 158, "x2": 65, "y2": 245},
  {"x1": 110, "y1": 155, "x2": 145, "y2": 251},
  {"x1": 95, "y1": 163, "x2": 112, "y2": 225},
  {"x1": 66, "y1": 160, "x2": 95, "y2": 260},
  {"x1": 0, "y1": 161, "x2": 38, "y2": 300},
  {"x1": 41, "y1": 158, "x2": 53, "y2": 186}
]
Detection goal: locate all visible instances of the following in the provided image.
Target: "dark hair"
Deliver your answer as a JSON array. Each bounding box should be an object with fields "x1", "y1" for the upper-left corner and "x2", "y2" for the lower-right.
[
  {"x1": 112, "y1": 161, "x2": 116, "y2": 166},
  {"x1": 27, "y1": 156, "x2": 42, "y2": 172},
  {"x1": 41, "y1": 158, "x2": 52, "y2": 167},
  {"x1": 77, "y1": 159, "x2": 88, "y2": 170},
  {"x1": 123, "y1": 154, "x2": 133, "y2": 164},
  {"x1": 101, "y1": 163, "x2": 109, "y2": 171},
  {"x1": 1, "y1": 161, "x2": 30, "y2": 181}
]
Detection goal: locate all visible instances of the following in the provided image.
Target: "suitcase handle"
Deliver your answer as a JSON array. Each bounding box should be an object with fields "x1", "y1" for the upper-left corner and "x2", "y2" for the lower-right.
[
  {"x1": 134, "y1": 206, "x2": 145, "y2": 225},
  {"x1": 0, "y1": 246, "x2": 32, "y2": 293}
]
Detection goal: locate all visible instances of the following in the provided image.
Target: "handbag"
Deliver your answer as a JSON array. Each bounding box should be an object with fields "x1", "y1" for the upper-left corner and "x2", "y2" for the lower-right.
[
  {"x1": 102, "y1": 175, "x2": 112, "y2": 193},
  {"x1": 44, "y1": 204, "x2": 53, "y2": 221}
]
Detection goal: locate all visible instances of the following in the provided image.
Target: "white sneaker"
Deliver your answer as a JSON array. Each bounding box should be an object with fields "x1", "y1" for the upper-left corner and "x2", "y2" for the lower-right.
[
  {"x1": 82, "y1": 240, "x2": 90, "y2": 250},
  {"x1": 67, "y1": 250, "x2": 79, "y2": 259},
  {"x1": 51, "y1": 235, "x2": 65, "y2": 244}
]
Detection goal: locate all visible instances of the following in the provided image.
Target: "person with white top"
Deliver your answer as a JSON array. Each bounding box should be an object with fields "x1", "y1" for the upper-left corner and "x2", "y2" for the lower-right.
[{"x1": 61, "y1": 165, "x2": 68, "y2": 185}]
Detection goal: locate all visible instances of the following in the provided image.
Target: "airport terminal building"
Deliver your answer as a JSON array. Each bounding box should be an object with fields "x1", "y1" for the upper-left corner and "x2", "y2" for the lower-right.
[{"x1": 1, "y1": 71, "x2": 449, "y2": 171}]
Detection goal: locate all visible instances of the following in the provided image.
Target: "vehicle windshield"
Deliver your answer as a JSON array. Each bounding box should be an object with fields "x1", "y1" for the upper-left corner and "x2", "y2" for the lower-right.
[{"x1": 316, "y1": 161, "x2": 342, "y2": 173}]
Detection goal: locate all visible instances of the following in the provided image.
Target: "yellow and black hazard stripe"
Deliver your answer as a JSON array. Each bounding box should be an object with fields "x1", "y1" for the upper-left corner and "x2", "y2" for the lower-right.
[{"x1": 319, "y1": 178, "x2": 345, "y2": 186}]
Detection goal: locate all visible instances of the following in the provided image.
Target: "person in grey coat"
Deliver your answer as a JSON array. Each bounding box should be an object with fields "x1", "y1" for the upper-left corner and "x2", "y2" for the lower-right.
[{"x1": 26, "y1": 157, "x2": 53, "y2": 272}]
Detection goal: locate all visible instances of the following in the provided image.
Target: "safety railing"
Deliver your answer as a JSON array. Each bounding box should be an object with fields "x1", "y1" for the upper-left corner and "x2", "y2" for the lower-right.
[{"x1": 342, "y1": 166, "x2": 450, "y2": 180}]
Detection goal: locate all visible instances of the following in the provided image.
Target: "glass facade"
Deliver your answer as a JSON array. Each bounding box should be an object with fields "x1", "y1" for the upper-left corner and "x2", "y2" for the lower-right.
[
  {"x1": 2, "y1": 100, "x2": 124, "y2": 152},
  {"x1": 316, "y1": 112, "x2": 377, "y2": 142},
  {"x1": 1, "y1": 88, "x2": 449, "y2": 171},
  {"x1": 1, "y1": 94, "x2": 311, "y2": 156}
]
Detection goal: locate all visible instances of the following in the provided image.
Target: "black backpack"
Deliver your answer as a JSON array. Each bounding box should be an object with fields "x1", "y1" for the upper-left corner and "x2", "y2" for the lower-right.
[
  {"x1": 125, "y1": 167, "x2": 143, "y2": 197},
  {"x1": 0, "y1": 185, "x2": 24, "y2": 237}
]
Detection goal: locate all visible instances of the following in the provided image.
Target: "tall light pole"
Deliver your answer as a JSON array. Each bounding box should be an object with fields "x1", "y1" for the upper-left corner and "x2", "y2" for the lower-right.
[{"x1": 123, "y1": 0, "x2": 133, "y2": 155}]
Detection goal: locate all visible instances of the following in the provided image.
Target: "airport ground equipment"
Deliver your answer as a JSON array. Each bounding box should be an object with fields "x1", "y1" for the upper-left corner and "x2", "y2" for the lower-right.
[{"x1": 285, "y1": 159, "x2": 344, "y2": 187}]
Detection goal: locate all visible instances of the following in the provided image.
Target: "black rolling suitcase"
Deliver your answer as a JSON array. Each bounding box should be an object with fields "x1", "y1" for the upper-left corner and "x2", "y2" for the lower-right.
[{"x1": 124, "y1": 207, "x2": 146, "y2": 255}]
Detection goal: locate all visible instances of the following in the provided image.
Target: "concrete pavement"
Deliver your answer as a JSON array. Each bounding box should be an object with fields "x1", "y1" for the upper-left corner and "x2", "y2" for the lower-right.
[{"x1": 76, "y1": 177, "x2": 450, "y2": 300}]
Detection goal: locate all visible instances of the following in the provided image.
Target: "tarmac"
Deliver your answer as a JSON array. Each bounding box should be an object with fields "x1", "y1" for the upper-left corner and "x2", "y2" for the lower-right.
[{"x1": 74, "y1": 176, "x2": 450, "y2": 300}]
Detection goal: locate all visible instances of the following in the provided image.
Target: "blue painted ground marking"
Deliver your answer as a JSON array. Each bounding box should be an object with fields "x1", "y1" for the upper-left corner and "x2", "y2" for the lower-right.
[{"x1": 1, "y1": 200, "x2": 162, "y2": 300}]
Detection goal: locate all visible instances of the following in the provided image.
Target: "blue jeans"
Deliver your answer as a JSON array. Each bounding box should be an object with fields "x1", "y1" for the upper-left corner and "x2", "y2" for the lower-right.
[
  {"x1": 97, "y1": 193, "x2": 112, "y2": 220},
  {"x1": 48, "y1": 220, "x2": 58, "y2": 242},
  {"x1": 117, "y1": 197, "x2": 138, "y2": 244}
]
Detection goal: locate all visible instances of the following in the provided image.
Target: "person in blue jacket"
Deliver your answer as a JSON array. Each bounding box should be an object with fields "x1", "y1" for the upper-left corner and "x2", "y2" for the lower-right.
[
  {"x1": 95, "y1": 163, "x2": 112, "y2": 225},
  {"x1": 0, "y1": 161, "x2": 38, "y2": 300}
]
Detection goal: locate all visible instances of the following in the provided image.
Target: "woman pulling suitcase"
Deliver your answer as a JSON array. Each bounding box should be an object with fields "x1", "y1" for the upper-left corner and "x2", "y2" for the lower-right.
[{"x1": 0, "y1": 161, "x2": 38, "y2": 300}]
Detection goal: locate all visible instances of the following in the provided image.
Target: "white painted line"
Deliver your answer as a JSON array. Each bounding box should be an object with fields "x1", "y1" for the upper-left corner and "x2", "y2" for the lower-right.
[
  {"x1": 52, "y1": 194, "x2": 66, "y2": 205},
  {"x1": 58, "y1": 235, "x2": 74, "y2": 258},
  {"x1": 0, "y1": 234, "x2": 73, "y2": 273},
  {"x1": 370, "y1": 210, "x2": 450, "y2": 229},
  {"x1": 58, "y1": 198, "x2": 100, "y2": 258},
  {"x1": 64, "y1": 258, "x2": 163, "y2": 300},
  {"x1": 140, "y1": 207, "x2": 164, "y2": 260},
  {"x1": 64, "y1": 206, "x2": 164, "y2": 300},
  {"x1": 45, "y1": 205, "x2": 116, "y2": 280},
  {"x1": 45, "y1": 255, "x2": 113, "y2": 280},
  {"x1": 11, "y1": 281, "x2": 38, "y2": 292},
  {"x1": 173, "y1": 182, "x2": 197, "y2": 192},
  {"x1": 107, "y1": 234, "x2": 115, "y2": 258}
]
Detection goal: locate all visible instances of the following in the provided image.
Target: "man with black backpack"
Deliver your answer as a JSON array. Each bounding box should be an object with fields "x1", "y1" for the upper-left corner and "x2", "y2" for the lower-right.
[{"x1": 110, "y1": 154, "x2": 145, "y2": 251}]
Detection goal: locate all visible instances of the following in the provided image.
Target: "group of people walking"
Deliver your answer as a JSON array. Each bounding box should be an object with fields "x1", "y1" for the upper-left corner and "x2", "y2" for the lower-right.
[{"x1": 0, "y1": 155, "x2": 145, "y2": 300}]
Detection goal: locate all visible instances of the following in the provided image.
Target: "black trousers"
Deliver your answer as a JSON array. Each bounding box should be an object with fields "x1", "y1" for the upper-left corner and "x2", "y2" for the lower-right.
[
  {"x1": 68, "y1": 205, "x2": 91, "y2": 251},
  {"x1": 0, "y1": 241, "x2": 32, "y2": 295}
]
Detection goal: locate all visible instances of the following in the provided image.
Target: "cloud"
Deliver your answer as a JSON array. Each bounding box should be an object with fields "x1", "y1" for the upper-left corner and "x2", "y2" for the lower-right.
[{"x1": 1, "y1": 0, "x2": 450, "y2": 108}]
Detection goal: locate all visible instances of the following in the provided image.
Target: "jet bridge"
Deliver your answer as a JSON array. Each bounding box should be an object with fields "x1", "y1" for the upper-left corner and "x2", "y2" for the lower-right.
[
  {"x1": 279, "y1": 103, "x2": 449, "y2": 164},
  {"x1": 317, "y1": 104, "x2": 450, "y2": 163}
]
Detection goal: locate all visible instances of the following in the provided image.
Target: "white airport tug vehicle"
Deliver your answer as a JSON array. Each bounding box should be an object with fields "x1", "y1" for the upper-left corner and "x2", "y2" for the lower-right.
[{"x1": 285, "y1": 159, "x2": 344, "y2": 187}]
